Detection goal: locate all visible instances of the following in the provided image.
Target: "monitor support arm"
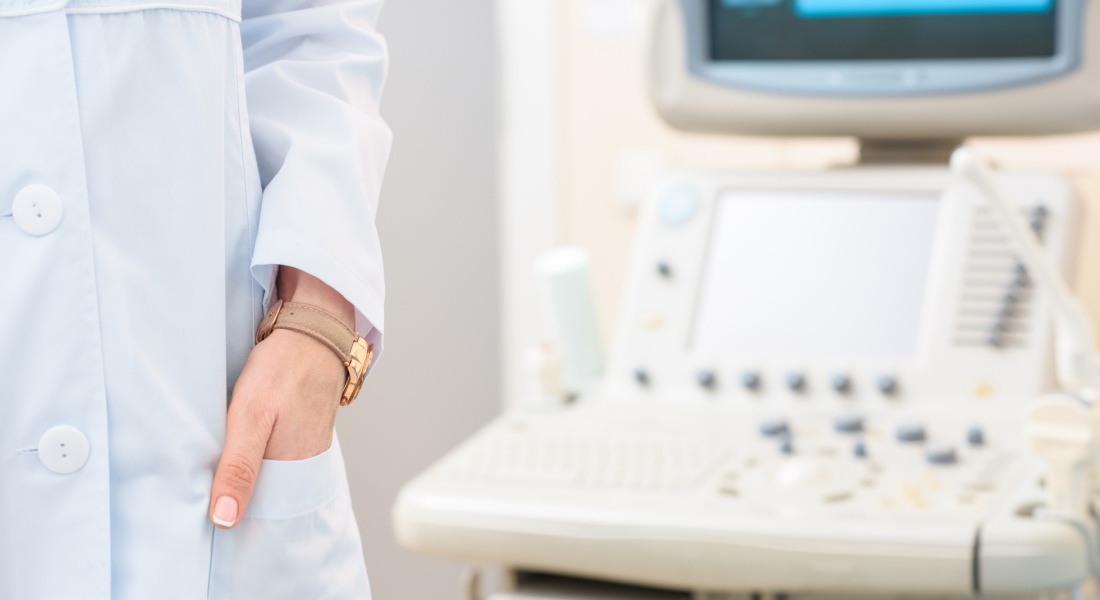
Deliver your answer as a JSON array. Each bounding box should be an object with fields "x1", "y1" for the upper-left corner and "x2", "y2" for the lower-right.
[
  {"x1": 859, "y1": 138, "x2": 963, "y2": 165},
  {"x1": 952, "y1": 148, "x2": 1100, "y2": 520}
]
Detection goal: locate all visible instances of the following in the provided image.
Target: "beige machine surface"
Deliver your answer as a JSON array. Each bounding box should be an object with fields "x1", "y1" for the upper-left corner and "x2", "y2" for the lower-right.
[
  {"x1": 397, "y1": 1, "x2": 1100, "y2": 598},
  {"x1": 396, "y1": 166, "x2": 1088, "y2": 596}
]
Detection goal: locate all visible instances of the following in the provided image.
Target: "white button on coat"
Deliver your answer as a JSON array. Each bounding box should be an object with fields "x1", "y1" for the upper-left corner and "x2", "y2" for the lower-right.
[
  {"x1": 38, "y1": 426, "x2": 90, "y2": 474},
  {"x1": 12, "y1": 184, "x2": 63, "y2": 236}
]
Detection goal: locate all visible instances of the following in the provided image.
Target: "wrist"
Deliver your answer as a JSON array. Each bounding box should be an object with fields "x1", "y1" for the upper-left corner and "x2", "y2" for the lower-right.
[{"x1": 276, "y1": 266, "x2": 355, "y2": 328}]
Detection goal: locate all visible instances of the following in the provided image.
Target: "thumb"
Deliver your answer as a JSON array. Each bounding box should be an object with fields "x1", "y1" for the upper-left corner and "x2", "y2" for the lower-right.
[{"x1": 209, "y1": 396, "x2": 274, "y2": 529}]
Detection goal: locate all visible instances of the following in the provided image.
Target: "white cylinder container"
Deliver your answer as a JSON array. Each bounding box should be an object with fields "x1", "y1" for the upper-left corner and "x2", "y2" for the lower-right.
[{"x1": 534, "y1": 246, "x2": 605, "y2": 390}]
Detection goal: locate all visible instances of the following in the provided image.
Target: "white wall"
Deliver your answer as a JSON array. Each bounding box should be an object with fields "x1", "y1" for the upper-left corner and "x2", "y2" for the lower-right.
[{"x1": 335, "y1": 1, "x2": 501, "y2": 599}]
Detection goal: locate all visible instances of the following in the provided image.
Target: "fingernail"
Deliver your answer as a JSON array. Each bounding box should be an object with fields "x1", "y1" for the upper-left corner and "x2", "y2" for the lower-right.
[{"x1": 212, "y1": 496, "x2": 238, "y2": 527}]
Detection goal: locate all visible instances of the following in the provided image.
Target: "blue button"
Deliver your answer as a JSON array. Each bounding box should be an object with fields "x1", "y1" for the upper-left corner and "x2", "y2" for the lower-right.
[
  {"x1": 831, "y1": 373, "x2": 851, "y2": 394},
  {"x1": 760, "y1": 418, "x2": 789, "y2": 437},
  {"x1": 967, "y1": 426, "x2": 985, "y2": 446},
  {"x1": 786, "y1": 372, "x2": 806, "y2": 392},
  {"x1": 877, "y1": 374, "x2": 898, "y2": 396},
  {"x1": 741, "y1": 370, "x2": 761, "y2": 390},
  {"x1": 896, "y1": 422, "x2": 926, "y2": 443},
  {"x1": 696, "y1": 369, "x2": 716, "y2": 389},
  {"x1": 834, "y1": 414, "x2": 864, "y2": 434},
  {"x1": 779, "y1": 435, "x2": 794, "y2": 455},
  {"x1": 853, "y1": 440, "x2": 868, "y2": 459},
  {"x1": 925, "y1": 444, "x2": 957, "y2": 465},
  {"x1": 657, "y1": 186, "x2": 700, "y2": 227}
]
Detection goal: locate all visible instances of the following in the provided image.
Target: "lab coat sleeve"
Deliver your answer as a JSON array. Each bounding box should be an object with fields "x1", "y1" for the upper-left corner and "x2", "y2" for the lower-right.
[{"x1": 240, "y1": 0, "x2": 391, "y2": 365}]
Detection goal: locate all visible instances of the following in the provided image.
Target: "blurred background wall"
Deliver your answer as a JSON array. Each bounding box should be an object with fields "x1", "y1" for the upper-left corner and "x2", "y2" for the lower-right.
[
  {"x1": 330, "y1": 1, "x2": 1100, "y2": 598},
  {"x1": 335, "y1": 1, "x2": 501, "y2": 599}
]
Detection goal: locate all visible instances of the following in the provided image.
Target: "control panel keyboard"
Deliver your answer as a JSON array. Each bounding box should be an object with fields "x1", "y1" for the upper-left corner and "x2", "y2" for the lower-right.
[
  {"x1": 437, "y1": 425, "x2": 733, "y2": 493},
  {"x1": 431, "y1": 407, "x2": 1031, "y2": 522}
]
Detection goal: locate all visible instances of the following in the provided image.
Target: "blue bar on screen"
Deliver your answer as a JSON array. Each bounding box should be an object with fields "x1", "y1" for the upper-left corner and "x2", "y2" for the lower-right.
[{"x1": 794, "y1": 0, "x2": 1053, "y2": 17}]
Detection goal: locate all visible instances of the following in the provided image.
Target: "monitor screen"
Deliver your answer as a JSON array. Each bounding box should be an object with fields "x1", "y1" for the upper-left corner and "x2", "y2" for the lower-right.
[
  {"x1": 709, "y1": 0, "x2": 1057, "y2": 61},
  {"x1": 691, "y1": 190, "x2": 941, "y2": 359}
]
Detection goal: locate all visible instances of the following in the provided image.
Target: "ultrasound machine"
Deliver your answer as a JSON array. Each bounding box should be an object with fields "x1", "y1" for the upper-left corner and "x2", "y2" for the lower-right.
[{"x1": 394, "y1": 1, "x2": 1100, "y2": 598}]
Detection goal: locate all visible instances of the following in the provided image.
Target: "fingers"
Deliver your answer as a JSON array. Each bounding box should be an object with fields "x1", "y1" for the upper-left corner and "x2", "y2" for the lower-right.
[{"x1": 209, "y1": 393, "x2": 274, "y2": 529}]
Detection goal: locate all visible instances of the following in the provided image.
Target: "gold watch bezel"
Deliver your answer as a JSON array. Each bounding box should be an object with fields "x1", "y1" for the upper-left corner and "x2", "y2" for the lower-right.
[{"x1": 341, "y1": 337, "x2": 372, "y2": 406}]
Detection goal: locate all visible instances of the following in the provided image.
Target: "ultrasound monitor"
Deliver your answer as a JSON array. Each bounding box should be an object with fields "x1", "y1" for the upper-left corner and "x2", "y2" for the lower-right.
[
  {"x1": 712, "y1": 0, "x2": 1056, "y2": 62},
  {"x1": 647, "y1": 0, "x2": 1100, "y2": 138}
]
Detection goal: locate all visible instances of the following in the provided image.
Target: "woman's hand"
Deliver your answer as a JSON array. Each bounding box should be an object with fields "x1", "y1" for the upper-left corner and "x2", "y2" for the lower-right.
[{"x1": 208, "y1": 267, "x2": 355, "y2": 528}]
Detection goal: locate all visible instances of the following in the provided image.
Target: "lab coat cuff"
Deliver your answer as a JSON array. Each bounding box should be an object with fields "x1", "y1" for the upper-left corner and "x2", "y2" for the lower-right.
[{"x1": 251, "y1": 231, "x2": 385, "y2": 375}]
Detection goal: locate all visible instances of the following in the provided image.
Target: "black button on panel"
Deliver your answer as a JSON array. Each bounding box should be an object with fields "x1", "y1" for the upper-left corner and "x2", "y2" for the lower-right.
[
  {"x1": 877, "y1": 374, "x2": 898, "y2": 396},
  {"x1": 1029, "y1": 205, "x2": 1049, "y2": 240},
  {"x1": 967, "y1": 426, "x2": 985, "y2": 446},
  {"x1": 759, "y1": 418, "x2": 789, "y2": 437},
  {"x1": 786, "y1": 372, "x2": 806, "y2": 392},
  {"x1": 833, "y1": 414, "x2": 864, "y2": 434},
  {"x1": 655, "y1": 260, "x2": 672, "y2": 278},
  {"x1": 696, "y1": 369, "x2": 716, "y2": 390},
  {"x1": 741, "y1": 370, "x2": 761, "y2": 391},
  {"x1": 633, "y1": 368, "x2": 649, "y2": 386},
  {"x1": 831, "y1": 373, "x2": 851, "y2": 394},
  {"x1": 896, "y1": 422, "x2": 926, "y2": 443},
  {"x1": 925, "y1": 444, "x2": 958, "y2": 465}
]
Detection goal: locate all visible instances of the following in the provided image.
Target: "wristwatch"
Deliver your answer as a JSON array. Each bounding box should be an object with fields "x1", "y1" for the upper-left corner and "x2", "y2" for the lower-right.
[{"x1": 255, "y1": 299, "x2": 373, "y2": 406}]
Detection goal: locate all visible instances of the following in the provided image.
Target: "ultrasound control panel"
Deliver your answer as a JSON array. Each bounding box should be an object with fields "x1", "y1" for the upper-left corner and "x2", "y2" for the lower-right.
[
  {"x1": 394, "y1": 167, "x2": 1088, "y2": 596},
  {"x1": 608, "y1": 168, "x2": 1075, "y2": 419}
]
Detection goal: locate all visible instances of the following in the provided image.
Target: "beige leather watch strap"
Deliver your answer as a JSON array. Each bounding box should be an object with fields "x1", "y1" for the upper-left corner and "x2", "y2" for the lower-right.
[
  {"x1": 255, "y1": 299, "x2": 374, "y2": 406},
  {"x1": 256, "y1": 300, "x2": 358, "y2": 363}
]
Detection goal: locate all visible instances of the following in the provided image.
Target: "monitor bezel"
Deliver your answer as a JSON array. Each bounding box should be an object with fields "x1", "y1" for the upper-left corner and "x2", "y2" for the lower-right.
[{"x1": 681, "y1": 0, "x2": 1085, "y2": 97}]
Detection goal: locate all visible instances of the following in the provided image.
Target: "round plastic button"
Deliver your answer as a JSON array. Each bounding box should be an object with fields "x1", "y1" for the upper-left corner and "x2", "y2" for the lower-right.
[
  {"x1": 834, "y1": 414, "x2": 864, "y2": 434},
  {"x1": 925, "y1": 444, "x2": 958, "y2": 465},
  {"x1": 831, "y1": 373, "x2": 852, "y2": 394},
  {"x1": 38, "y1": 425, "x2": 89, "y2": 474},
  {"x1": 759, "y1": 418, "x2": 789, "y2": 437},
  {"x1": 741, "y1": 370, "x2": 761, "y2": 390},
  {"x1": 877, "y1": 374, "x2": 898, "y2": 396},
  {"x1": 13, "y1": 184, "x2": 63, "y2": 236},
  {"x1": 967, "y1": 426, "x2": 985, "y2": 447},
  {"x1": 896, "y1": 422, "x2": 926, "y2": 443},
  {"x1": 657, "y1": 186, "x2": 699, "y2": 227},
  {"x1": 696, "y1": 369, "x2": 716, "y2": 389}
]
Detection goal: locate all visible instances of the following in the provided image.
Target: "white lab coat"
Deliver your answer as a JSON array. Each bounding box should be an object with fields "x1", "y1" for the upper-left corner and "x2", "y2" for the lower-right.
[{"x1": 0, "y1": 0, "x2": 390, "y2": 597}]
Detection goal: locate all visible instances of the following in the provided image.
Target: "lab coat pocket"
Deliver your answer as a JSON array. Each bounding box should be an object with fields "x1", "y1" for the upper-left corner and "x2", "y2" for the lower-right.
[{"x1": 208, "y1": 436, "x2": 372, "y2": 600}]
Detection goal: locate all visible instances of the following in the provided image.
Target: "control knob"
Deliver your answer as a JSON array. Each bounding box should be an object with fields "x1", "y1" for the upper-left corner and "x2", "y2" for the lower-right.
[
  {"x1": 741, "y1": 370, "x2": 761, "y2": 391},
  {"x1": 786, "y1": 372, "x2": 806, "y2": 392},
  {"x1": 896, "y1": 422, "x2": 926, "y2": 443},
  {"x1": 831, "y1": 373, "x2": 851, "y2": 394}
]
